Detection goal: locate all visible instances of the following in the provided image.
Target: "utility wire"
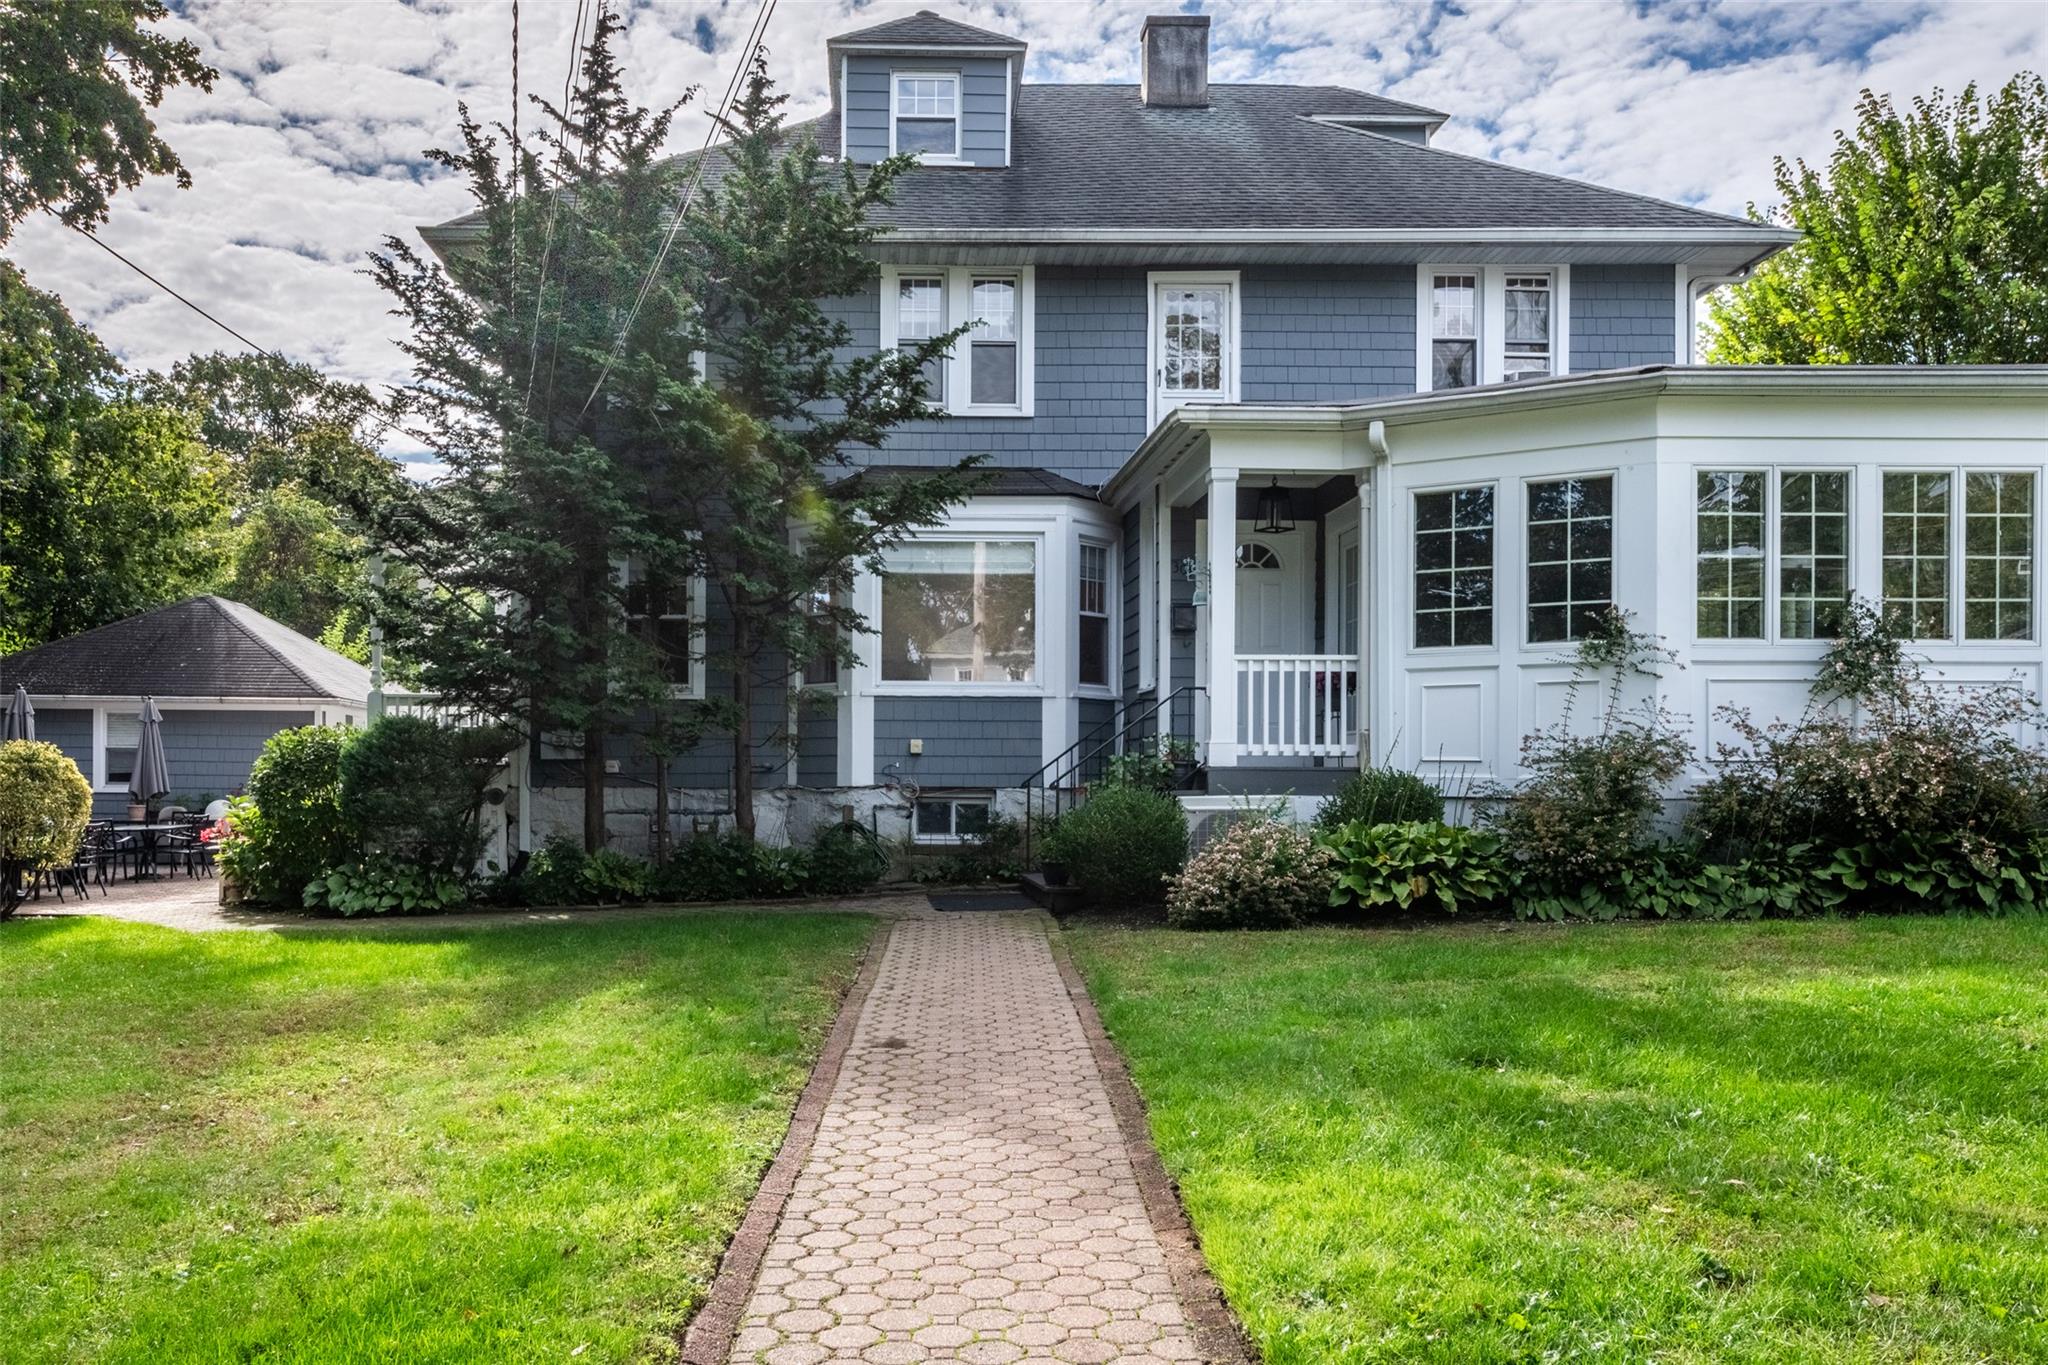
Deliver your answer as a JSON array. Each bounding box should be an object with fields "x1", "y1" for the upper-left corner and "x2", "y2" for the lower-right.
[
  {"x1": 576, "y1": 0, "x2": 776, "y2": 418},
  {"x1": 66, "y1": 223, "x2": 274, "y2": 355},
  {"x1": 521, "y1": 0, "x2": 593, "y2": 414}
]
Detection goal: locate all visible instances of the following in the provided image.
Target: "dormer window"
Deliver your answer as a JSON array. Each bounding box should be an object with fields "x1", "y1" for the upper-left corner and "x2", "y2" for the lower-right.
[{"x1": 892, "y1": 73, "x2": 960, "y2": 159}]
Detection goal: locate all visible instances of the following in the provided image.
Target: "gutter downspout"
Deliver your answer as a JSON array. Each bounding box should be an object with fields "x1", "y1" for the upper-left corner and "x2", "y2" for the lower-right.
[{"x1": 1684, "y1": 241, "x2": 1786, "y2": 361}]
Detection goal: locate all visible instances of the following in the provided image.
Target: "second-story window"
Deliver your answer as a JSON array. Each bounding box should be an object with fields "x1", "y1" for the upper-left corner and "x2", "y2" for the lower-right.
[
  {"x1": 892, "y1": 73, "x2": 959, "y2": 158},
  {"x1": 896, "y1": 275, "x2": 946, "y2": 404},
  {"x1": 1502, "y1": 273, "x2": 1553, "y2": 381},
  {"x1": 970, "y1": 277, "x2": 1018, "y2": 406},
  {"x1": 1420, "y1": 266, "x2": 1566, "y2": 391},
  {"x1": 881, "y1": 267, "x2": 1035, "y2": 417},
  {"x1": 1430, "y1": 274, "x2": 1478, "y2": 390}
]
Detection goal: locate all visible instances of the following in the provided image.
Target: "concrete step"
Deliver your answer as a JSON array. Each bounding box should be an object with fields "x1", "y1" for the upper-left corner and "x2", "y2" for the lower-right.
[{"x1": 1018, "y1": 871, "x2": 1084, "y2": 916}]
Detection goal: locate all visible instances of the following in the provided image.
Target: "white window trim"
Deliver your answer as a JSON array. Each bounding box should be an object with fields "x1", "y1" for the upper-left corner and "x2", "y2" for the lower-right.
[
  {"x1": 879, "y1": 265, "x2": 1035, "y2": 417},
  {"x1": 1874, "y1": 466, "x2": 2041, "y2": 647},
  {"x1": 617, "y1": 558, "x2": 709, "y2": 701},
  {"x1": 1519, "y1": 467, "x2": 1616, "y2": 651},
  {"x1": 1416, "y1": 264, "x2": 1571, "y2": 393},
  {"x1": 1137, "y1": 496, "x2": 1157, "y2": 691},
  {"x1": 1146, "y1": 270, "x2": 1241, "y2": 431},
  {"x1": 1688, "y1": 466, "x2": 1861, "y2": 648},
  {"x1": 1077, "y1": 537, "x2": 1118, "y2": 697},
  {"x1": 91, "y1": 704, "x2": 141, "y2": 793},
  {"x1": 870, "y1": 531, "x2": 1046, "y2": 697},
  {"x1": 888, "y1": 69, "x2": 964, "y2": 163},
  {"x1": 1407, "y1": 480, "x2": 1501, "y2": 653}
]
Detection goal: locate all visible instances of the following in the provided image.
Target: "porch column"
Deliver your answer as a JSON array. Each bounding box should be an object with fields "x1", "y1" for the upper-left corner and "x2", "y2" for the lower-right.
[
  {"x1": 1356, "y1": 473, "x2": 1372, "y2": 765},
  {"x1": 1204, "y1": 468, "x2": 1239, "y2": 766}
]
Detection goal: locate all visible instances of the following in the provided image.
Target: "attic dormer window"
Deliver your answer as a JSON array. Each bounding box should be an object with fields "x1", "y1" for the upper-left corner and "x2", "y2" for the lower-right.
[{"x1": 892, "y1": 73, "x2": 960, "y2": 159}]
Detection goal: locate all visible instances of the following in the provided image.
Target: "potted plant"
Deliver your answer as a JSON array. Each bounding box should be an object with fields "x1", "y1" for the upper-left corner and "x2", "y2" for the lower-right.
[
  {"x1": 1162, "y1": 737, "x2": 1202, "y2": 789},
  {"x1": 1036, "y1": 815, "x2": 1071, "y2": 886}
]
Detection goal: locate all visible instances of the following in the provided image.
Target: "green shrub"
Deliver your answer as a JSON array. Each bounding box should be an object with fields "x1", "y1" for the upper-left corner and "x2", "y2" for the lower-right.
[
  {"x1": 807, "y1": 823, "x2": 889, "y2": 894},
  {"x1": 0, "y1": 741, "x2": 93, "y2": 916},
  {"x1": 1321, "y1": 820, "x2": 1510, "y2": 914},
  {"x1": 338, "y1": 715, "x2": 516, "y2": 876},
  {"x1": 1167, "y1": 817, "x2": 1336, "y2": 929},
  {"x1": 1314, "y1": 767, "x2": 1444, "y2": 831},
  {"x1": 303, "y1": 853, "x2": 471, "y2": 916},
  {"x1": 224, "y1": 725, "x2": 359, "y2": 903},
  {"x1": 1053, "y1": 784, "x2": 1188, "y2": 905},
  {"x1": 1102, "y1": 750, "x2": 1176, "y2": 793}
]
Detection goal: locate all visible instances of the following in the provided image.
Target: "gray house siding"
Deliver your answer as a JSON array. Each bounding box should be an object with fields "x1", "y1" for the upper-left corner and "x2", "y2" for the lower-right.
[
  {"x1": 1570, "y1": 264, "x2": 1678, "y2": 371},
  {"x1": 34, "y1": 706, "x2": 309, "y2": 820},
  {"x1": 873, "y1": 696, "x2": 1040, "y2": 788},
  {"x1": 36, "y1": 708, "x2": 93, "y2": 795},
  {"x1": 1241, "y1": 266, "x2": 1415, "y2": 401},
  {"x1": 841, "y1": 56, "x2": 1010, "y2": 167},
  {"x1": 797, "y1": 698, "x2": 838, "y2": 787}
]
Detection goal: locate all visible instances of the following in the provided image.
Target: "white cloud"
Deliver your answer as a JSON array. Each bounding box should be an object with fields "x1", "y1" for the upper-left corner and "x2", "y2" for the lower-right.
[{"x1": 5, "y1": 0, "x2": 2041, "y2": 426}]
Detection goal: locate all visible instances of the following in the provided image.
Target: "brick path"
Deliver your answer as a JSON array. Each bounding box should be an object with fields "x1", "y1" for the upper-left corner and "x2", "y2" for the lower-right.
[{"x1": 727, "y1": 913, "x2": 1203, "y2": 1364}]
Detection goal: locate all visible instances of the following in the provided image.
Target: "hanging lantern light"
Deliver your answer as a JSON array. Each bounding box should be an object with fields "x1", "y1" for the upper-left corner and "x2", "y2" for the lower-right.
[{"x1": 1253, "y1": 477, "x2": 1296, "y2": 534}]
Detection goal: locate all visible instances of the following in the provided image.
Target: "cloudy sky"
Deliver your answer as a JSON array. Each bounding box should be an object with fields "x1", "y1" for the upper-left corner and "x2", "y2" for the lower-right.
[{"x1": 7, "y1": 0, "x2": 2044, "y2": 432}]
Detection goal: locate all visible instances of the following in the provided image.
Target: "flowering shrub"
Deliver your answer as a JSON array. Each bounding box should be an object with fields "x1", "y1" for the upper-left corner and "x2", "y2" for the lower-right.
[
  {"x1": 1320, "y1": 820, "x2": 1509, "y2": 915},
  {"x1": 1167, "y1": 817, "x2": 1336, "y2": 929}
]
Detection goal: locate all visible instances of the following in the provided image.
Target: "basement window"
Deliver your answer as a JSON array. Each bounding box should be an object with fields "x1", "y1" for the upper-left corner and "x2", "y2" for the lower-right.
[{"x1": 914, "y1": 794, "x2": 992, "y2": 844}]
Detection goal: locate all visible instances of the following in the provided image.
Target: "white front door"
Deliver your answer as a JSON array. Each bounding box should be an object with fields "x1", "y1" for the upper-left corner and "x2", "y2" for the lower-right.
[
  {"x1": 1234, "y1": 522, "x2": 1310, "y2": 654},
  {"x1": 1152, "y1": 280, "x2": 1233, "y2": 425}
]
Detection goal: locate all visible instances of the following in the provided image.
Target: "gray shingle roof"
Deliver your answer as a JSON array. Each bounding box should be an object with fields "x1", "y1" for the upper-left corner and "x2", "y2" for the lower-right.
[
  {"x1": 837, "y1": 464, "x2": 1099, "y2": 500},
  {"x1": 1, "y1": 597, "x2": 372, "y2": 702},
  {"x1": 828, "y1": 10, "x2": 1025, "y2": 50}
]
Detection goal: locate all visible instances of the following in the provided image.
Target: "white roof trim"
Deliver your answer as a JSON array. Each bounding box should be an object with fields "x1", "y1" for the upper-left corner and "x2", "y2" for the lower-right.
[{"x1": 875, "y1": 225, "x2": 1797, "y2": 245}]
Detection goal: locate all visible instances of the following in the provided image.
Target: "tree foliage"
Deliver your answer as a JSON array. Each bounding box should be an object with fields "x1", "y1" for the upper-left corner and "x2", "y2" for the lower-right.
[
  {"x1": 1706, "y1": 73, "x2": 2048, "y2": 364},
  {"x1": 0, "y1": 0, "x2": 216, "y2": 242},
  {"x1": 0, "y1": 261, "x2": 228, "y2": 651}
]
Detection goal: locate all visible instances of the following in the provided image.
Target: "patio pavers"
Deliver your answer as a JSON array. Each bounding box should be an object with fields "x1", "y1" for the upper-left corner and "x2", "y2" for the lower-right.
[{"x1": 724, "y1": 912, "x2": 1207, "y2": 1364}]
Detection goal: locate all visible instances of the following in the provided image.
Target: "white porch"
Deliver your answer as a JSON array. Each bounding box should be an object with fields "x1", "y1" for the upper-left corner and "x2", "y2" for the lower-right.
[{"x1": 1119, "y1": 409, "x2": 1378, "y2": 768}]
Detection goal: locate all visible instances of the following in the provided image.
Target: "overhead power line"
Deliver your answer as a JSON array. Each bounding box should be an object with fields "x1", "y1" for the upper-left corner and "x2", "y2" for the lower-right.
[{"x1": 66, "y1": 223, "x2": 274, "y2": 356}]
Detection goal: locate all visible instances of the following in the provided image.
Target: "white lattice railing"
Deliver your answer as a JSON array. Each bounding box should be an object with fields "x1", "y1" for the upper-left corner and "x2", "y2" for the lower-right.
[
  {"x1": 379, "y1": 692, "x2": 497, "y2": 731},
  {"x1": 1235, "y1": 655, "x2": 1360, "y2": 757}
]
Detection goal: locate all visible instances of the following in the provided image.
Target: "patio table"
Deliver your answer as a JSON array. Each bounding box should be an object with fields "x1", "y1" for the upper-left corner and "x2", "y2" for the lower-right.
[{"x1": 106, "y1": 822, "x2": 193, "y2": 880}]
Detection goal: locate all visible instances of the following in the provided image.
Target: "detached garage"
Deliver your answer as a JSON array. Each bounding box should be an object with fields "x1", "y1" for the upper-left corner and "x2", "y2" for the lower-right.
[{"x1": 0, "y1": 596, "x2": 369, "y2": 818}]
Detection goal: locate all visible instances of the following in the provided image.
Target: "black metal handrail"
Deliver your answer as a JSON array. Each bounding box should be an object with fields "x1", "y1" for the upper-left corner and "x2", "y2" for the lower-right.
[{"x1": 1020, "y1": 685, "x2": 1204, "y2": 866}]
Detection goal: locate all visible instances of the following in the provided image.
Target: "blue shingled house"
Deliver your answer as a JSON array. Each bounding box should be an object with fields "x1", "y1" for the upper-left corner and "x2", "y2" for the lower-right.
[{"x1": 422, "y1": 10, "x2": 2047, "y2": 852}]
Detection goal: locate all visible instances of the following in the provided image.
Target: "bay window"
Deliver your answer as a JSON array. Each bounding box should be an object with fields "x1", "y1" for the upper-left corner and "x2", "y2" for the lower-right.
[
  {"x1": 1964, "y1": 471, "x2": 2034, "y2": 641},
  {"x1": 879, "y1": 539, "x2": 1037, "y2": 684},
  {"x1": 1695, "y1": 471, "x2": 1765, "y2": 640},
  {"x1": 1525, "y1": 475, "x2": 1613, "y2": 643},
  {"x1": 1692, "y1": 469, "x2": 1852, "y2": 644},
  {"x1": 1078, "y1": 541, "x2": 1110, "y2": 687}
]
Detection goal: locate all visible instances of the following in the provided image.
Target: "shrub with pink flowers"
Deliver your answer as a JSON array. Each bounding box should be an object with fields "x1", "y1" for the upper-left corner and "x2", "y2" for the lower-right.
[{"x1": 1166, "y1": 816, "x2": 1337, "y2": 929}]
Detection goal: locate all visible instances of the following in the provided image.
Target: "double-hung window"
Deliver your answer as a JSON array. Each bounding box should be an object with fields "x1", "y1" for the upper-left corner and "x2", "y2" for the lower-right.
[
  {"x1": 878, "y1": 539, "x2": 1037, "y2": 685},
  {"x1": 1413, "y1": 485, "x2": 1495, "y2": 648},
  {"x1": 891, "y1": 73, "x2": 959, "y2": 158},
  {"x1": 621, "y1": 559, "x2": 704, "y2": 698},
  {"x1": 101, "y1": 710, "x2": 140, "y2": 789},
  {"x1": 1881, "y1": 469, "x2": 2036, "y2": 641},
  {"x1": 1421, "y1": 266, "x2": 1565, "y2": 391},
  {"x1": 881, "y1": 267, "x2": 1034, "y2": 416},
  {"x1": 1525, "y1": 475, "x2": 1613, "y2": 643},
  {"x1": 1078, "y1": 542, "x2": 1111, "y2": 688}
]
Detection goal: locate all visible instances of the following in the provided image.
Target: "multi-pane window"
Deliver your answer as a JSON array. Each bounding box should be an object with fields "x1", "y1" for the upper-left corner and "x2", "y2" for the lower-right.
[
  {"x1": 1882, "y1": 472, "x2": 1952, "y2": 638},
  {"x1": 895, "y1": 275, "x2": 945, "y2": 403},
  {"x1": 622, "y1": 560, "x2": 696, "y2": 691},
  {"x1": 1526, "y1": 476, "x2": 1614, "y2": 643},
  {"x1": 1695, "y1": 471, "x2": 1765, "y2": 639},
  {"x1": 1501, "y1": 273, "x2": 1552, "y2": 382},
  {"x1": 1078, "y1": 542, "x2": 1110, "y2": 687},
  {"x1": 1159, "y1": 286, "x2": 1225, "y2": 396},
  {"x1": 1964, "y1": 471, "x2": 2035, "y2": 641},
  {"x1": 1779, "y1": 471, "x2": 1850, "y2": 639},
  {"x1": 892, "y1": 74, "x2": 958, "y2": 157},
  {"x1": 969, "y1": 277, "x2": 1018, "y2": 407},
  {"x1": 1413, "y1": 486, "x2": 1495, "y2": 648},
  {"x1": 1430, "y1": 274, "x2": 1478, "y2": 390},
  {"x1": 879, "y1": 539, "x2": 1037, "y2": 684}
]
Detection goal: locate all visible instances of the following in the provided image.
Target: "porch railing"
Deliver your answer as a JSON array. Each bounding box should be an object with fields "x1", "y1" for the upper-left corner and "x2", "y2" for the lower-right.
[{"x1": 1235, "y1": 655, "x2": 1359, "y2": 758}]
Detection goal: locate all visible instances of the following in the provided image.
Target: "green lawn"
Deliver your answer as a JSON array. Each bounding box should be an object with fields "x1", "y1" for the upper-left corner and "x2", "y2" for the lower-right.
[
  {"x1": 1070, "y1": 917, "x2": 2048, "y2": 1363},
  {"x1": 0, "y1": 912, "x2": 873, "y2": 1363}
]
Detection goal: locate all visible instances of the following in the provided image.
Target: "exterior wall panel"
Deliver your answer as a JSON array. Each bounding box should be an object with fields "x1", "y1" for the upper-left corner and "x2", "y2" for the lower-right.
[
  {"x1": 1570, "y1": 264, "x2": 1679, "y2": 372},
  {"x1": 873, "y1": 696, "x2": 1041, "y2": 788}
]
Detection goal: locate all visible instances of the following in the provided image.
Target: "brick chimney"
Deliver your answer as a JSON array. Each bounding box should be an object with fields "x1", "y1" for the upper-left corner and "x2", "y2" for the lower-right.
[{"x1": 1140, "y1": 15, "x2": 1209, "y2": 107}]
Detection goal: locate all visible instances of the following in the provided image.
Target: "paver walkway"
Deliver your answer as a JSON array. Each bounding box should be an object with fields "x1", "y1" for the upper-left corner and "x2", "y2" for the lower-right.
[{"x1": 727, "y1": 913, "x2": 1202, "y2": 1364}]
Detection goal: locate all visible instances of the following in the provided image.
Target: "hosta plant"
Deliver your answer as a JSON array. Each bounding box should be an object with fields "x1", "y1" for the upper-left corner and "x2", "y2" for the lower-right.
[{"x1": 1321, "y1": 819, "x2": 1509, "y2": 915}]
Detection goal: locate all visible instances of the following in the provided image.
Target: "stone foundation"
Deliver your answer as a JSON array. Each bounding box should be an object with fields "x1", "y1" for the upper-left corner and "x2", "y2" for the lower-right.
[{"x1": 526, "y1": 783, "x2": 1038, "y2": 858}]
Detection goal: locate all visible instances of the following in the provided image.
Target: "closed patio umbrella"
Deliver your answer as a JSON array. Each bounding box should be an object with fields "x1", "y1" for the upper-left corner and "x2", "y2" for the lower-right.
[
  {"x1": 2, "y1": 685, "x2": 31, "y2": 741},
  {"x1": 128, "y1": 697, "x2": 171, "y2": 809}
]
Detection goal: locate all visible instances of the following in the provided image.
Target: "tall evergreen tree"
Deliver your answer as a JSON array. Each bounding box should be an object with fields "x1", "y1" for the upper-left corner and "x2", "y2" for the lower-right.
[{"x1": 1706, "y1": 74, "x2": 2047, "y2": 365}]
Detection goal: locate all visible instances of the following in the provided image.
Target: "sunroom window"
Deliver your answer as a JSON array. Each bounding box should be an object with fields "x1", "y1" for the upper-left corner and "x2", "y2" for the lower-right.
[
  {"x1": 1526, "y1": 475, "x2": 1613, "y2": 643},
  {"x1": 1964, "y1": 471, "x2": 2035, "y2": 641},
  {"x1": 1779, "y1": 471, "x2": 1850, "y2": 639},
  {"x1": 892, "y1": 74, "x2": 959, "y2": 158},
  {"x1": 879, "y1": 539, "x2": 1036, "y2": 684},
  {"x1": 1695, "y1": 471, "x2": 1765, "y2": 640},
  {"x1": 1413, "y1": 486, "x2": 1494, "y2": 648},
  {"x1": 1882, "y1": 472, "x2": 1952, "y2": 639}
]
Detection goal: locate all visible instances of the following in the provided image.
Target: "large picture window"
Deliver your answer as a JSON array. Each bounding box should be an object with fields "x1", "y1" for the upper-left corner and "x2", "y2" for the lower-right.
[
  {"x1": 891, "y1": 73, "x2": 959, "y2": 158},
  {"x1": 879, "y1": 539, "x2": 1037, "y2": 684},
  {"x1": 1413, "y1": 485, "x2": 1494, "y2": 648},
  {"x1": 1695, "y1": 471, "x2": 1765, "y2": 640},
  {"x1": 1078, "y1": 542, "x2": 1110, "y2": 688},
  {"x1": 1526, "y1": 476, "x2": 1613, "y2": 643}
]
